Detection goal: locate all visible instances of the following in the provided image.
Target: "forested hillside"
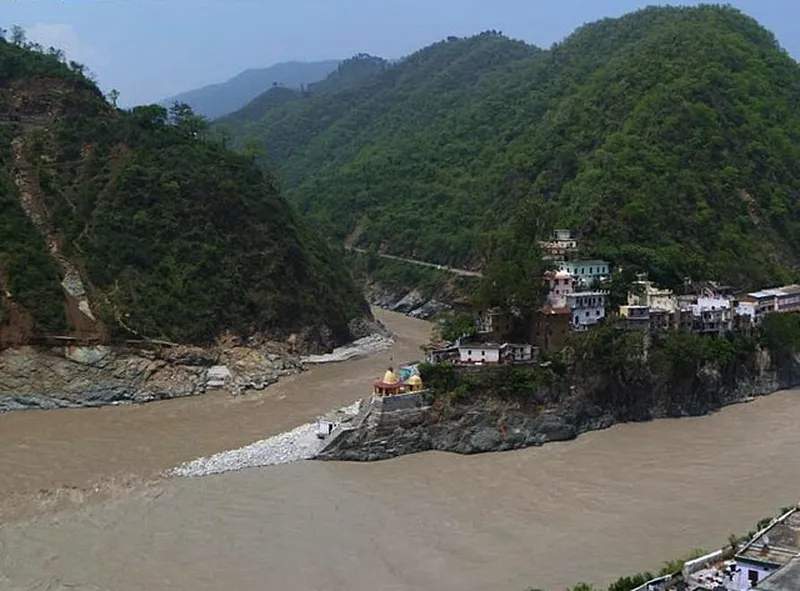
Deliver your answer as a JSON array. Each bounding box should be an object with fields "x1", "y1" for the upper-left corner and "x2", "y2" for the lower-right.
[
  {"x1": 219, "y1": 6, "x2": 800, "y2": 290},
  {"x1": 0, "y1": 31, "x2": 368, "y2": 349}
]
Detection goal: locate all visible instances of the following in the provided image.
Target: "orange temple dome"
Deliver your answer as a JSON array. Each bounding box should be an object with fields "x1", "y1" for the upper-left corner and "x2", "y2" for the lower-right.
[{"x1": 382, "y1": 367, "x2": 399, "y2": 384}]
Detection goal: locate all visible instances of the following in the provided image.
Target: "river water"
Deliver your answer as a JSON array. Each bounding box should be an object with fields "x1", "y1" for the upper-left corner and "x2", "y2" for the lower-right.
[{"x1": 1, "y1": 309, "x2": 800, "y2": 591}]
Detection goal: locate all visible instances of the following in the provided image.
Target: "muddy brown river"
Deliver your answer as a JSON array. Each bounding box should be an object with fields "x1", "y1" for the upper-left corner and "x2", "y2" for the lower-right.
[{"x1": 1, "y1": 309, "x2": 800, "y2": 591}]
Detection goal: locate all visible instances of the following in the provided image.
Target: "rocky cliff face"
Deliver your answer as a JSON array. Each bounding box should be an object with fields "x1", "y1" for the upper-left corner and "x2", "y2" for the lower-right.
[
  {"x1": 317, "y1": 355, "x2": 800, "y2": 462},
  {"x1": 365, "y1": 284, "x2": 451, "y2": 320},
  {"x1": 0, "y1": 342, "x2": 304, "y2": 412}
]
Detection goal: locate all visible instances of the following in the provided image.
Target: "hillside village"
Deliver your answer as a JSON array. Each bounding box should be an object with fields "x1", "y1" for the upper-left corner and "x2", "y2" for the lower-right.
[{"x1": 428, "y1": 229, "x2": 800, "y2": 366}]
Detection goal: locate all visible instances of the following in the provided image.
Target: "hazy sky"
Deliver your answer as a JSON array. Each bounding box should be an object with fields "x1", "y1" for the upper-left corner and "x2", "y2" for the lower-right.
[{"x1": 2, "y1": 0, "x2": 796, "y2": 107}]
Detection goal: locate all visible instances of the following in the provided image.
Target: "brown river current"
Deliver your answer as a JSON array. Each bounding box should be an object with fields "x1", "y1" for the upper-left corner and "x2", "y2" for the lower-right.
[{"x1": 1, "y1": 309, "x2": 800, "y2": 590}]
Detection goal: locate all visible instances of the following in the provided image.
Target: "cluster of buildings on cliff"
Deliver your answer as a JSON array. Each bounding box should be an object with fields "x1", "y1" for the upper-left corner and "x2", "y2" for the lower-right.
[
  {"x1": 428, "y1": 229, "x2": 800, "y2": 365},
  {"x1": 631, "y1": 506, "x2": 800, "y2": 590}
]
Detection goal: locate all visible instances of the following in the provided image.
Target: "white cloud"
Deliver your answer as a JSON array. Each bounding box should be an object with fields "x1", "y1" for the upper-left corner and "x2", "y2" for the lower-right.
[{"x1": 26, "y1": 23, "x2": 103, "y2": 68}]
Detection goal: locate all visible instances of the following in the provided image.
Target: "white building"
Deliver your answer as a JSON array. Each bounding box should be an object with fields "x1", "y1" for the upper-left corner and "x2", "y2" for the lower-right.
[
  {"x1": 740, "y1": 285, "x2": 800, "y2": 322},
  {"x1": 732, "y1": 508, "x2": 800, "y2": 590},
  {"x1": 691, "y1": 296, "x2": 733, "y2": 334},
  {"x1": 567, "y1": 291, "x2": 607, "y2": 329},
  {"x1": 456, "y1": 342, "x2": 534, "y2": 365},
  {"x1": 629, "y1": 274, "x2": 678, "y2": 312},
  {"x1": 458, "y1": 343, "x2": 501, "y2": 364},
  {"x1": 559, "y1": 259, "x2": 611, "y2": 289}
]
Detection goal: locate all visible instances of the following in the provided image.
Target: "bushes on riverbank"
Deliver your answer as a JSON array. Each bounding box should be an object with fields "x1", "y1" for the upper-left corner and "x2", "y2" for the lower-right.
[{"x1": 419, "y1": 362, "x2": 565, "y2": 406}]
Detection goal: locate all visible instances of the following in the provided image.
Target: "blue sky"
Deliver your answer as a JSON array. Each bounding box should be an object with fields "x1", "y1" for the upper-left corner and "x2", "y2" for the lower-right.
[{"x1": 1, "y1": 0, "x2": 796, "y2": 107}]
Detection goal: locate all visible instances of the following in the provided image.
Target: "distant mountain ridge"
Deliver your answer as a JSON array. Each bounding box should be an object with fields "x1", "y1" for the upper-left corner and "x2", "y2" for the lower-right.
[{"x1": 159, "y1": 60, "x2": 340, "y2": 119}]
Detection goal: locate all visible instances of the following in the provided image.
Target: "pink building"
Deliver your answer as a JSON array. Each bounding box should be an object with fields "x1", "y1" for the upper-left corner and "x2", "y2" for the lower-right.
[{"x1": 545, "y1": 269, "x2": 576, "y2": 309}]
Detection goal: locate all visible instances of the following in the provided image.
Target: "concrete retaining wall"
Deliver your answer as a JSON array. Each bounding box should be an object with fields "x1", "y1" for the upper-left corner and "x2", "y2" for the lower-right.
[
  {"x1": 368, "y1": 392, "x2": 430, "y2": 430},
  {"x1": 371, "y1": 392, "x2": 427, "y2": 413}
]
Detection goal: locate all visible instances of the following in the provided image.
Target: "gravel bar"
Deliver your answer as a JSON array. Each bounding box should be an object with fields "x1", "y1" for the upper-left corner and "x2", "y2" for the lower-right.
[{"x1": 170, "y1": 401, "x2": 361, "y2": 478}]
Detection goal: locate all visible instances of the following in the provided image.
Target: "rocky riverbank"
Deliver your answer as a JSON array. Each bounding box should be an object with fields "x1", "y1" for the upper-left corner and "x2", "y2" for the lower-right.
[
  {"x1": 0, "y1": 342, "x2": 304, "y2": 412},
  {"x1": 0, "y1": 317, "x2": 393, "y2": 413},
  {"x1": 366, "y1": 283, "x2": 452, "y2": 320}
]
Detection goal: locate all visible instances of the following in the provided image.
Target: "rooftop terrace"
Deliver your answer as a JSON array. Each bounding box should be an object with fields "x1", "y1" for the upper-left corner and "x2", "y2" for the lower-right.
[
  {"x1": 737, "y1": 510, "x2": 800, "y2": 567},
  {"x1": 754, "y1": 556, "x2": 800, "y2": 590}
]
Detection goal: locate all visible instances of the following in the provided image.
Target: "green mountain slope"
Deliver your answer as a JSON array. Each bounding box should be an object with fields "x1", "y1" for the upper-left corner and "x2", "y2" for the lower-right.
[
  {"x1": 218, "y1": 7, "x2": 800, "y2": 290},
  {"x1": 0, "y1": 35, "x2": 368, "y2": 349},
  {"x1": 158, "y1": 60, "x2": 340, "y2": 119}
]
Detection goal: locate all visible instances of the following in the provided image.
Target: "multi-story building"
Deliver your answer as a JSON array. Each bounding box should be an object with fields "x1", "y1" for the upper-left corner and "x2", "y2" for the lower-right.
[
  {"x1": 544, "y1": 269, "x2": 576, "y2": 309},
  {"x1": 691, "y1": 296, "x2": 733, "y2": 335},
  {"x1": 618, "y1": 305, "x2": 650, "y2": 331},
  {"x1": 538, "y1": 229, "x2": 578, "y2": 260},
  {"x1": 738, "y1": 285, "x2": 800, "y2": 323},
  {"x1": 477, "y1": 307, "x2": 515, "y2": 340},
  {"x1": 530, "y1": 306, "x2": 571, "y2": 352},
  {"x1": 732, "y1": 508, "x2": 800, "y2": 590},
  {"x1": 629, "y1": 274, "x2": 678, "y2": 312},
  {"x1": 567, "y1": 291, "x2": 607, "y2": 329},
  {"x1": 559, "y1": 260, "x2": 611, "y2": 289}
]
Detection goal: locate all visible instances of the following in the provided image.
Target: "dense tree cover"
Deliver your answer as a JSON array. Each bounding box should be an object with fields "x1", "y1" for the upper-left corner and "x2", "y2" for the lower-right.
[
  {"x1": 0, "y1": 35, "x2": 367, "y2": 344},
  {"x1": 436, "y1": 310, "x2": 477, "y2": 343},
  {"x1": 219, "y1": 6, "x2": 800, "y2": 290}
]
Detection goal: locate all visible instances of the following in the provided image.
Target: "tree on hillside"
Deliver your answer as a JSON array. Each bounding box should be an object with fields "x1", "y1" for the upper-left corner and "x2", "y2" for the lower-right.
[
  {"x1": 475, "y1": 199, "x2": 554, "y2": 313},
  {"x1": 10, "y1": 25, "x2": 25, "y2": 46},
  {"x1": 242, "y1": 137, "x2": 265, "y2": 163},
  {"x1": 168, "y1": 102, "x2": 208, "y2": 139},
  {"x1": 438, "y1": 310, "x2": 477, "y2": 343}
]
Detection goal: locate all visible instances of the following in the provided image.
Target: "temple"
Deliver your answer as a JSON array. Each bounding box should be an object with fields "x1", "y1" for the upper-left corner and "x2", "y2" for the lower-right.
[{"x1": 372, "y1": 366, "x2": 424, "y2": 397}]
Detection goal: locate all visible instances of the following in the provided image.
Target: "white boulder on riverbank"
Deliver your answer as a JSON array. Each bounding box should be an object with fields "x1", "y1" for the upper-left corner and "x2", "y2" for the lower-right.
[
  {"x1": 301, "y1": 333, "x2": 394, "y2": 365},
  {"x1": 170, "y1": 401, "x2": 361, "y2": 477}
]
